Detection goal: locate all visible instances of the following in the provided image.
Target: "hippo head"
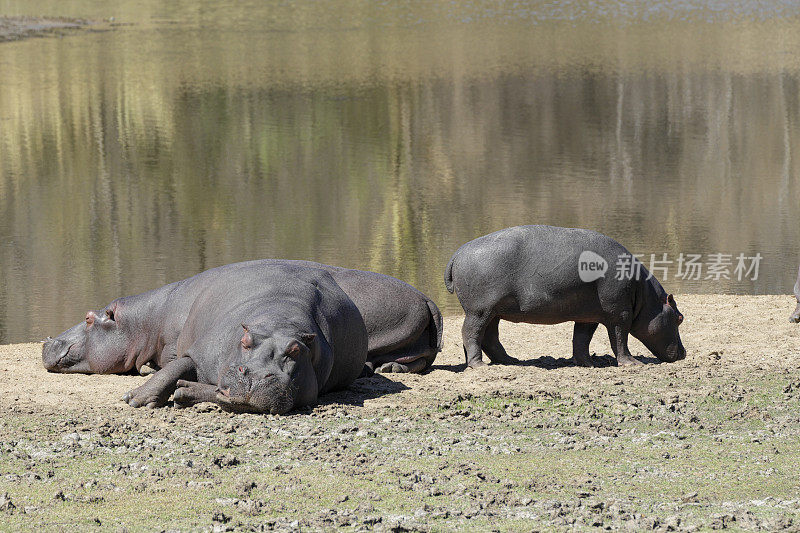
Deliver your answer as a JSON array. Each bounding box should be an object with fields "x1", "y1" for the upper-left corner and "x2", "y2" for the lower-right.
[
  {"x1": 41, "y1": 301, "x2": 135, "y2": 374},
  {"x1": 634, "y1": 294, "x2": 686, "y2": 363},
  {"x1": 216, "y1": 325, "x2": 319, "y2": 415}
]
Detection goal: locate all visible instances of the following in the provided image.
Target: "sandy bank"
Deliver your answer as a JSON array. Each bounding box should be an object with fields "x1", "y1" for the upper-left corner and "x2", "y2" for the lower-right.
[{"x1": 2, "y1": 294, "x2": 797, "y2": 411}]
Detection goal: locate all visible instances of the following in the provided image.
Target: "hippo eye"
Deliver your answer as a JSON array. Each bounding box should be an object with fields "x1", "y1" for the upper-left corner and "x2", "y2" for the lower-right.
[
  {"x1": 105, "y1": 309, "x2": 115, "y2": 321},
  {"x1": 677, "y1": 314, "x2": 684, "y2": 325}
]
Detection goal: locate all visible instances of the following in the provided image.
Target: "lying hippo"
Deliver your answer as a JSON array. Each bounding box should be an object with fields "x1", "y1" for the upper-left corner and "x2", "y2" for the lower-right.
[
  {"x1": 792, "y1": 265, "x2": 800, "y2": 323},
  {"x1": 283, "y1": 261, "x2": 441, "y2": 374},
  {"x1": 42, "y1": 260, "x2": 441, "y2": 376},
  {"x1": 122, "y1": 263, "x2": 367, "y2": 413},
  {"x1": 444, "y1": 225, "x2": 686, "y2": 368}
]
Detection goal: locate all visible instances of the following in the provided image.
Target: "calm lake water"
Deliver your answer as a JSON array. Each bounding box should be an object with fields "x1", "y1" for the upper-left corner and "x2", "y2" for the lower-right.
[{"x1": 1, "y1": 1, "x2": 799, "y2": 343}]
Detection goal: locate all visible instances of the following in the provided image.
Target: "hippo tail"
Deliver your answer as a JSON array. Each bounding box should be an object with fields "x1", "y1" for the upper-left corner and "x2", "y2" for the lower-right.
[
  {"x1": 444, "y1": 254, "x2": 456, "y2": 293},
  {"x1": 426, "y1": 299, "x2": 444, "y2": 353}
]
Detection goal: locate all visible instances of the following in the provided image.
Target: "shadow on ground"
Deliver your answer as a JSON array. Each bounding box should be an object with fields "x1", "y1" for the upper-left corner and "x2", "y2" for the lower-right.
[
  {"x1": 319, "y1": 374, "x2": 410, "y2": 408},
  {"x1": 431, "y1": 353, "x2": 661, "y2": 372}
]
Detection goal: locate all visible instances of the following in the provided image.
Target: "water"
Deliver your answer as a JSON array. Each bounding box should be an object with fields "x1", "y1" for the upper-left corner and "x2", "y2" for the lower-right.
[{"x1": 1, "y1": 1, "x2": 799, "y2": 343}]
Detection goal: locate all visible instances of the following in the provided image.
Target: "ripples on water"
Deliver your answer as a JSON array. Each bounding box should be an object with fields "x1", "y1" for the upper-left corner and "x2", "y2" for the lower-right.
[{"x1": 1, "y1": 1, "x2": 799, "y2": 342}]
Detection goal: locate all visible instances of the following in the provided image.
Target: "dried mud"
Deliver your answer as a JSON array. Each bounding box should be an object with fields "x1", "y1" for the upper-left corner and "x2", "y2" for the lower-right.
[{"x1": 1, "y1": 295, "x2": 799, "y2": 531}]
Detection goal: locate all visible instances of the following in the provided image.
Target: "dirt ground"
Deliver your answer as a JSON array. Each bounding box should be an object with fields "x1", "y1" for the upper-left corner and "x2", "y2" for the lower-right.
[
  {"x1": 1, "y1": 294, "x2": 799, "y2": 531},
  {"x1": 0, "y1": 16, "x2": 91, "y2": 43}
]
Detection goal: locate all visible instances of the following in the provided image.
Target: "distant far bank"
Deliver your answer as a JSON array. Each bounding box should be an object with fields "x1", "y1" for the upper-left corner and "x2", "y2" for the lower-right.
[{"x1": 0, "y1": 15, "x2": 91, "y2": 42}]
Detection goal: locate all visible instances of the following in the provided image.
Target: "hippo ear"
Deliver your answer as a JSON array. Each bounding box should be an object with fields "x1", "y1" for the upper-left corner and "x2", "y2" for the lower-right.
[
  {"x1": 667, "y1": 294, "x2": 676, "y2": 308},
  {"x1": 241, "y1": 323, "x2": 250, "y2": 332}
]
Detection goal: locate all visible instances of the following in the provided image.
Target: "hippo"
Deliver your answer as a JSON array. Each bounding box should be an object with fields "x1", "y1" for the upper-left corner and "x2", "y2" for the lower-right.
[
  {"x1": 792, "y1": 265, "x2": 800, "y2": 323},
  {"x1": 444, "y1": 225, "x2": 686, "y2": 368},
  {"x1": 281, "y1": 261, "x2": 441, "y2": 374},
  {"x1": 42, "y1": 260, "x2": 441, "y2": 376},
  {"x1": 121, "y1": 263, "x2": 367, "y2": 413}
]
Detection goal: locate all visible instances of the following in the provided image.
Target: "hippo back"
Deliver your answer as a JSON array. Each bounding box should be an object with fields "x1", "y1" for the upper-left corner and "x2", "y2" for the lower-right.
[{"x1": 256, "y1": 259, "x2": 443, "y2": 357}]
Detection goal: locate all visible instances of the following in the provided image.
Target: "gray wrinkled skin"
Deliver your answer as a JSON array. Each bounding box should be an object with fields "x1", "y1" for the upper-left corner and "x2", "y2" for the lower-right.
[
  {"x1": 792, "y1": 265, "x2": 800, "y2": 323},
  {"x1": 445, "y1": 226, "x2": 686, "y2": 368},
  {"x1": 286, "y1": 261, "x2": 442, "y2": 374},
  {"x1": 42, "y1": 260, "x2": 441, "y2": 376},
  {"x1": 122, "y1": 264, "x2": 367, "y2": 414}
]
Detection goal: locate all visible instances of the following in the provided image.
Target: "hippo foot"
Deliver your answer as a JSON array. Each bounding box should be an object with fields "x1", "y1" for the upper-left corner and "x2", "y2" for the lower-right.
[
  {"x1": 376, "y1": 362, "x2": 409, "y2": 373},
  {"x1": 122, "y1": 389, "x2": 167, "y2": 409},
  {"x1": 122, "y1": 386, "x2": 171, "y2": 409},
  {"x1": 570, "y1": 356, "x2": 595, "y2": 368},
  {"x1": 791, "y1": 315, "x2": 800, "y2": 324},
  {"x1": 616, "y1": 354, "x2": 644, "y2": 366},
  {"x1": 173, "y1": 380, "x2": 219, "y2": 407},
  {"x1": 488, "y1": 355, "x2": 520, "y2": 365},
  {"x1": 467, "y1": 359, "x2": 487, "y2": 369}
]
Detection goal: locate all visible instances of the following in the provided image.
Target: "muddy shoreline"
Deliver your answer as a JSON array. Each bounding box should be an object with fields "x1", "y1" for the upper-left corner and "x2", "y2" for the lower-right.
[
  {"x1": 0, "y1": 16, "x2": 91, "y2": 43},
  {"x1": 2, "y1": 294, "x2": 799, "y2": 530}
]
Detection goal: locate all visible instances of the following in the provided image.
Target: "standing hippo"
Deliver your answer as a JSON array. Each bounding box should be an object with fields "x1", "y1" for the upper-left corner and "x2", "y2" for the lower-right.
[
  {"x1": 444, "y1": 226, "x2": 686, "y2": 368},
  {"x1": 792, "y1": 265, "x2": 800, "y2": 323},
  {"x1": 122, "y1": 263, "x2": 367, "y2": 413},
  {"x1": 42, "y1": 260, "x2": 441, "y2": 376}
]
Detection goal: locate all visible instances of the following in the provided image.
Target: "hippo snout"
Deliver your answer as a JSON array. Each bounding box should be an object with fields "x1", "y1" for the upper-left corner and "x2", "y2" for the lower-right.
[
  {"x1": 668, "y1": 343, "x2": 687, "y2": 362},
  {"x1": 42, "y1": 338, "x2": 71, "y2": 371},
  {"x1": 657, "y1": 343, "x2": 686, "y2": 363},
  {"x1": 217, "y1": 365, "x2": 294, "y2": 414}
]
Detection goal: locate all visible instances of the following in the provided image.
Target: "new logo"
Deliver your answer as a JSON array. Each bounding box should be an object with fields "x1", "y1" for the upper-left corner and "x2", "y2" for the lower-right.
[{"x1": 578, "y1": 251, "x2": 608, "y2": 282}]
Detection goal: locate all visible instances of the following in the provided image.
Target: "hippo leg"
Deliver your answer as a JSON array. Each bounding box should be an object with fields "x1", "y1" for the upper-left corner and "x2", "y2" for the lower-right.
[
  {"x1": 462, "y1": 313, "x2": 490, "y2": 368},
  {"x1": 481, "y1": 316, "x2": 519, "y2": 365},
  {"x1": 123, "y1": 357, "x2": 197, "y2": 408},
  {"x1": 173, "y1": 380, "x2": 219, "y2": 407},
  {"x1": 606, "y1": 322, "x2": 642, "y2": 366},
  {"x1": 369, "y1": 334, "x2": 438, "y2": 374},
  {"x1": 571, "y1": 322, "x2": 598, "y2": 367},
  {"x1": 375, "y1": 357, "x2": 428, "y2": 374}
]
